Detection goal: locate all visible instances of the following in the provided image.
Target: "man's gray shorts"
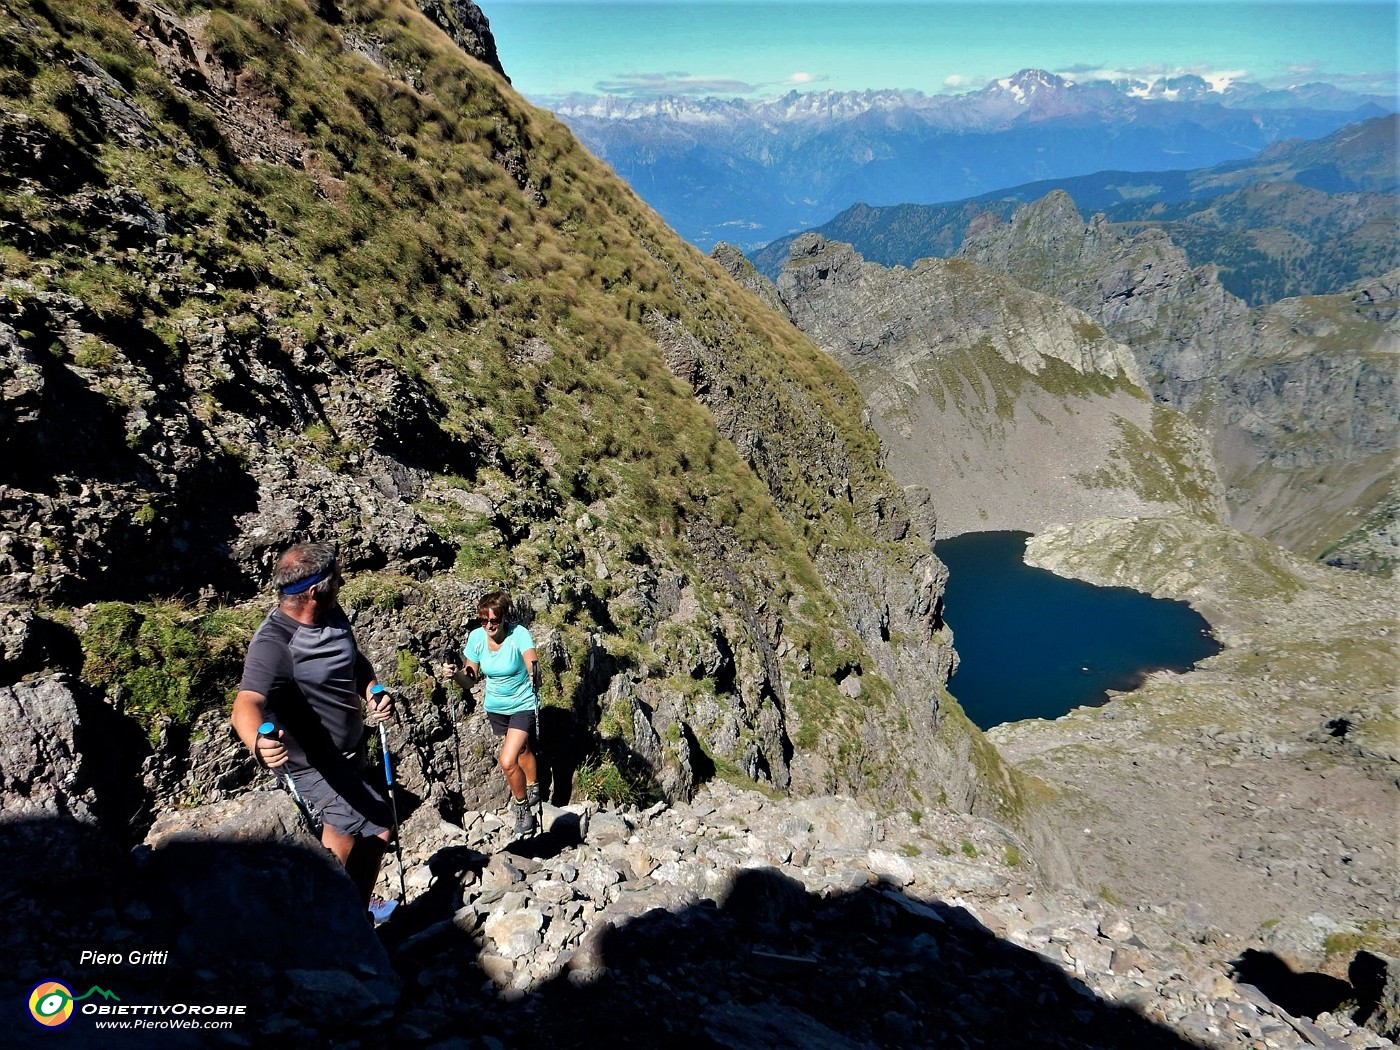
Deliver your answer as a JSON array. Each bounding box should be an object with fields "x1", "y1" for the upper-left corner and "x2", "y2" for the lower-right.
[{"x1": 290, "y1": 753, "x2": 392, "y2": 838}]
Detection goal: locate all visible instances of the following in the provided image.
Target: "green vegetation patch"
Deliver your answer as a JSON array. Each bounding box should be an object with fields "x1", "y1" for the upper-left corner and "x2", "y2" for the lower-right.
[
  {"x1": 1076, "y1": 406, "x2": 1219, "y2": 515},
  {"x1": 81, "y1": 601, "x2": 263, "y2": 742}
]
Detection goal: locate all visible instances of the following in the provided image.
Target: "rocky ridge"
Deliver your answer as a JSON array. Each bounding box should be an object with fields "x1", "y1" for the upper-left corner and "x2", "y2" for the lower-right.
[
  {"x1": 717, "y1": 234, "x2": 1226, "y2": 538},
  {"x1": 958, "y1": 192, "x2": 1399, "y2": 572},
  {"x1": 748, "y1": 114, "x2": 1399, "y2": 309}
]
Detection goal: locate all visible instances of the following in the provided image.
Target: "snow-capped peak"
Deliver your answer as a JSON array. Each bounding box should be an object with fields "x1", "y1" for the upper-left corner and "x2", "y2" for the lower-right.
[{"x1": 989, "y1": 69, "x2": 1067, "y2": 103}]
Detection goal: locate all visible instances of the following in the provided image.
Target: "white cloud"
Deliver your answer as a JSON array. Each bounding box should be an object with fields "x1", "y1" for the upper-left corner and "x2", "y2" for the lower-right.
[
  {"x1": 1058, "y1": 63, "x2": 1249, "y2": 89},
  {"x1": 786, "y1": 71, "x2": 817, "y2": 85},
  {"x1": 594, "y1": 72, "x2": 759, "y2": 97},
  {"x1": 944, "y1": 74, "x2": 967, "y2": 88}
]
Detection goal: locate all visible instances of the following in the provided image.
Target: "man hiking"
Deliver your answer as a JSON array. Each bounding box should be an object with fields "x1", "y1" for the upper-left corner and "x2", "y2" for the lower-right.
[{"x1": 231, "y1": 541, "x2": 397, "y2": 923}]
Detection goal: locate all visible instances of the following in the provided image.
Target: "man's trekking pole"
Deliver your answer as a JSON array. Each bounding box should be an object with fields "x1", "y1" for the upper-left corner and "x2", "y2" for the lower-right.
[
  {"x1": 371, "y1": 684, "x2": 408, "y2": 903},
  {"x1": 257, "y1": 721, "x2": 318, "y2": 836}
]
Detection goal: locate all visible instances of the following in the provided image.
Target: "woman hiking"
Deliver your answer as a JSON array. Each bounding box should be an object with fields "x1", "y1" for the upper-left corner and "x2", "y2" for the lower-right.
[{"x1": 443, "y1": 591, "x2": 541, "y2": 837}]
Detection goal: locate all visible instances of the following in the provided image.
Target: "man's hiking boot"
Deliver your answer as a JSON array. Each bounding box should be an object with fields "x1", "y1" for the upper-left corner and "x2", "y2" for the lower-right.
[
  {"x1": 368, "y1": 895, "x2": 398, "y2": 926},
  {"x1": 512, "y1": 797, "x2": 536, "y2": 837},
  {"x1": 525, "y1": 782, "x2": 541, "y2": 807}
]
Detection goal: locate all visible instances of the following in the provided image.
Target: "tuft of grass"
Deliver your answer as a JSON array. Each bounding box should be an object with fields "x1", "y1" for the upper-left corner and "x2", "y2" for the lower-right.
[
  {"x1": 575, "y1": 757, "x2": 655, "y2": 808},
  {"x1": 1322, "y1": 922, "x2": 1400, "y2": 964},
  {"x1": 339, "y1": 574, "x2": 418, "y2": 612},
  {"x1": 394, "y1": 648, "x2": 419, "y2": 687}
]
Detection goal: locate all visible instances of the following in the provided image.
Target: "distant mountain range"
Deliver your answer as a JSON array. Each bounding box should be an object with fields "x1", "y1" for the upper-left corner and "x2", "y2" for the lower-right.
[
  {"x1": 749, "y1": 115, "x2": 1399, "y2": 306},
  {"x1": 547, "y1": 70, "x2": 1395, "y2": 251}
]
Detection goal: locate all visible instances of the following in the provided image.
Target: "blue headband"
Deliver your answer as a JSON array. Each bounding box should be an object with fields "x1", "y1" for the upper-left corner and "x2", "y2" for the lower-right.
[{"x1": 280, "y1": 568, "x2": 330, "y2": 595}]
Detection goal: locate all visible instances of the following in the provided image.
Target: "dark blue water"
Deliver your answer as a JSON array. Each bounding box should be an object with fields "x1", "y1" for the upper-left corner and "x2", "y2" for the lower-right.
[{"x1": 935, "y1": 531, "x2": 1219, "y2": 729}]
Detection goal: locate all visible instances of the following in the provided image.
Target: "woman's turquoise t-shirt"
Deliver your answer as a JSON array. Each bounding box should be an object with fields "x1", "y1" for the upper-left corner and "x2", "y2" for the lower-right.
[{"x1": 463, "y1": 623, "x2": 536, "y2": 714}]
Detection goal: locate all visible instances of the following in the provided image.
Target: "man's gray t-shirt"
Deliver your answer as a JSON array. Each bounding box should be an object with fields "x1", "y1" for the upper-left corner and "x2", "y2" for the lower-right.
[{"x1": 239, "y1": 606, "x2": 372, "y2": 771}]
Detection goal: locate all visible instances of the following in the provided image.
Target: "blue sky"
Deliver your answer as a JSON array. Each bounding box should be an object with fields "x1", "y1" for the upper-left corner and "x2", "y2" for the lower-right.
[{"x1": 484, "y1": 1, "x2": 1399, "y2": 101}]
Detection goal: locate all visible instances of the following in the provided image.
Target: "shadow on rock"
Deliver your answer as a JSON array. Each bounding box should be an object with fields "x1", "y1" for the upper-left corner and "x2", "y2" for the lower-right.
[
  {"x1": 5, "y1": 814, "x2": 1217, "y2": 1049},
  {"x1": 382, "y1": 864, "x2": 1209, "y2": 1049},
  {"x1": 1230, "y1": 948, "x2": 1353, "y2": 1021},
  {"x1": 1, "y1": 809, "x2": 398, "y2": 1049}
]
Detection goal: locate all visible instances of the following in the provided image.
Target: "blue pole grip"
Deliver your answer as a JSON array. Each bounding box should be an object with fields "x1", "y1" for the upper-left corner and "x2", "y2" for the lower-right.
[
  {"x1": 257, "y1": 721, "x2": 275, "y2": 736},
  {"x1": 372, "y1": 686, "x2": 393, "y2": 787}
]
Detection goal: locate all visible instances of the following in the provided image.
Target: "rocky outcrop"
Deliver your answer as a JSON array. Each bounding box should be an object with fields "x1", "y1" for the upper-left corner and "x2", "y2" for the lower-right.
[
  {"x1": 0, "y1": 674, "x2": 150, "y2": 832},
  {"x1": 959, "y1": 191, "x2": 1252, "y2": 408},
  {"x1": 708, "y1": 242, "x2": 787, "y2": 315},
  {"x1": 727, "y1": 234, "x2": 1225, "y2": 538},
  {"x1": 959, "y1": 193, "x2": 1399, "y2": 572},
  {"x1": 413, "y1": 0, "x2": 508, "y2": 79}
]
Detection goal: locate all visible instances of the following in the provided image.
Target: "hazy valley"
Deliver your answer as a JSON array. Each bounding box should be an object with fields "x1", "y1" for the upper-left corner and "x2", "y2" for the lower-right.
[{"x1": 551, "y1": 72, "x2": 1395, "y2": 252}]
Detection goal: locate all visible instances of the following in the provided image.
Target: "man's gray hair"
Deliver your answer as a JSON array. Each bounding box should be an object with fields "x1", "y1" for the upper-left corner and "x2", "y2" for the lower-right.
[{"x1": 272, "y1": 541, "x2": 339, "y2": 604}]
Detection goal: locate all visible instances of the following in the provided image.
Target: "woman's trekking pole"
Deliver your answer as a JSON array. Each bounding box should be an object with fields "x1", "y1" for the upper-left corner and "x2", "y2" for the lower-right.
[
  {"x1": 371, "y1": 685, "x2": 408, "y2": 903},
  {"x1": 443, "y1": 649, "x2": 465, "y2": 808},
  {"x1": 257, "y1": 721, "x2": 318, "y2": 836},
  {"x1": 533, "y1": 695, "x2": 544, "y2": 824}
]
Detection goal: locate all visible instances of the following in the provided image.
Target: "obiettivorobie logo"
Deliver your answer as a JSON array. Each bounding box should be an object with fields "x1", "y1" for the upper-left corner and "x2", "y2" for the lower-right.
[
  {"x1": 28, "y1": 981, "x2": 119, "y2": 1027},
  {"x1": 27, "y1": 980, "x2": 248, "y2": 1031}
]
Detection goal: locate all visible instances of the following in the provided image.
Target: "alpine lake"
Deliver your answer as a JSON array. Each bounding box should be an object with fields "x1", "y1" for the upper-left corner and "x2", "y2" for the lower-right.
[{"x1": 935, "y1": 531, "x2": 1220, "y2": 730}]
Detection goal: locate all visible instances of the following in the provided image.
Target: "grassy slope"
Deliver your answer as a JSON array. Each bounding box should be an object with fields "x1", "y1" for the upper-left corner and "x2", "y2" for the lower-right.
[{"x1": 1, "y1": 0, "x2": 1006, "y2": 808}]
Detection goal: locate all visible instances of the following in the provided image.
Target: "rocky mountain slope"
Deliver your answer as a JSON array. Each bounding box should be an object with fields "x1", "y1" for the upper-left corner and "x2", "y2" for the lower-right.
[
  {"x1": 715, "y1": 234, "x2": 1225, "y2": 539},
  {"x1": 957, "y1": 192, "x2": 1399, "y2": 574},
  {"x1": 0, "y1": 0, "x2": 1033, "y2": 860},
  {"x1": 10, "y1": 778, "x2": 1396, "y2": 1047}
]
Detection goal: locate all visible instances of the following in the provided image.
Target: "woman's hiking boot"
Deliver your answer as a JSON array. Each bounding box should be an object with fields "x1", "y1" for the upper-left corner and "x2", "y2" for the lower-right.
[
  {"x1": 512, "y1": 796, "x2": 536, "y2": 837},
  {"x1": 525, "y1": 782, "x2": 541, "y2": 807}
]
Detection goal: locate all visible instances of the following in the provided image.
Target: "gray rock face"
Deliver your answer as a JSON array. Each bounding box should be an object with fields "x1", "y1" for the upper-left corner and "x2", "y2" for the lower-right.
[
  {"x1": 0, "y1": 676, "x2": 93, "y2": 819},
  {"x1": 959, "y1": 193, "x2": 1399, "y2": 570},
  {"x1": 0, "y1": 675, "x2": 148, "y2": 826},
  {"x1": 739, "y1": 235, "x2": 1226, "y2": 538},
  {"x1": 413, "y1": 0, "x2": 508, "y2": 79},
  {"x1": 960, "y1": 193, "x2": 1251, "y2": 406},
  {"x1": 780, "y1": 233, "x2": 1142, "y2": 379}
]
